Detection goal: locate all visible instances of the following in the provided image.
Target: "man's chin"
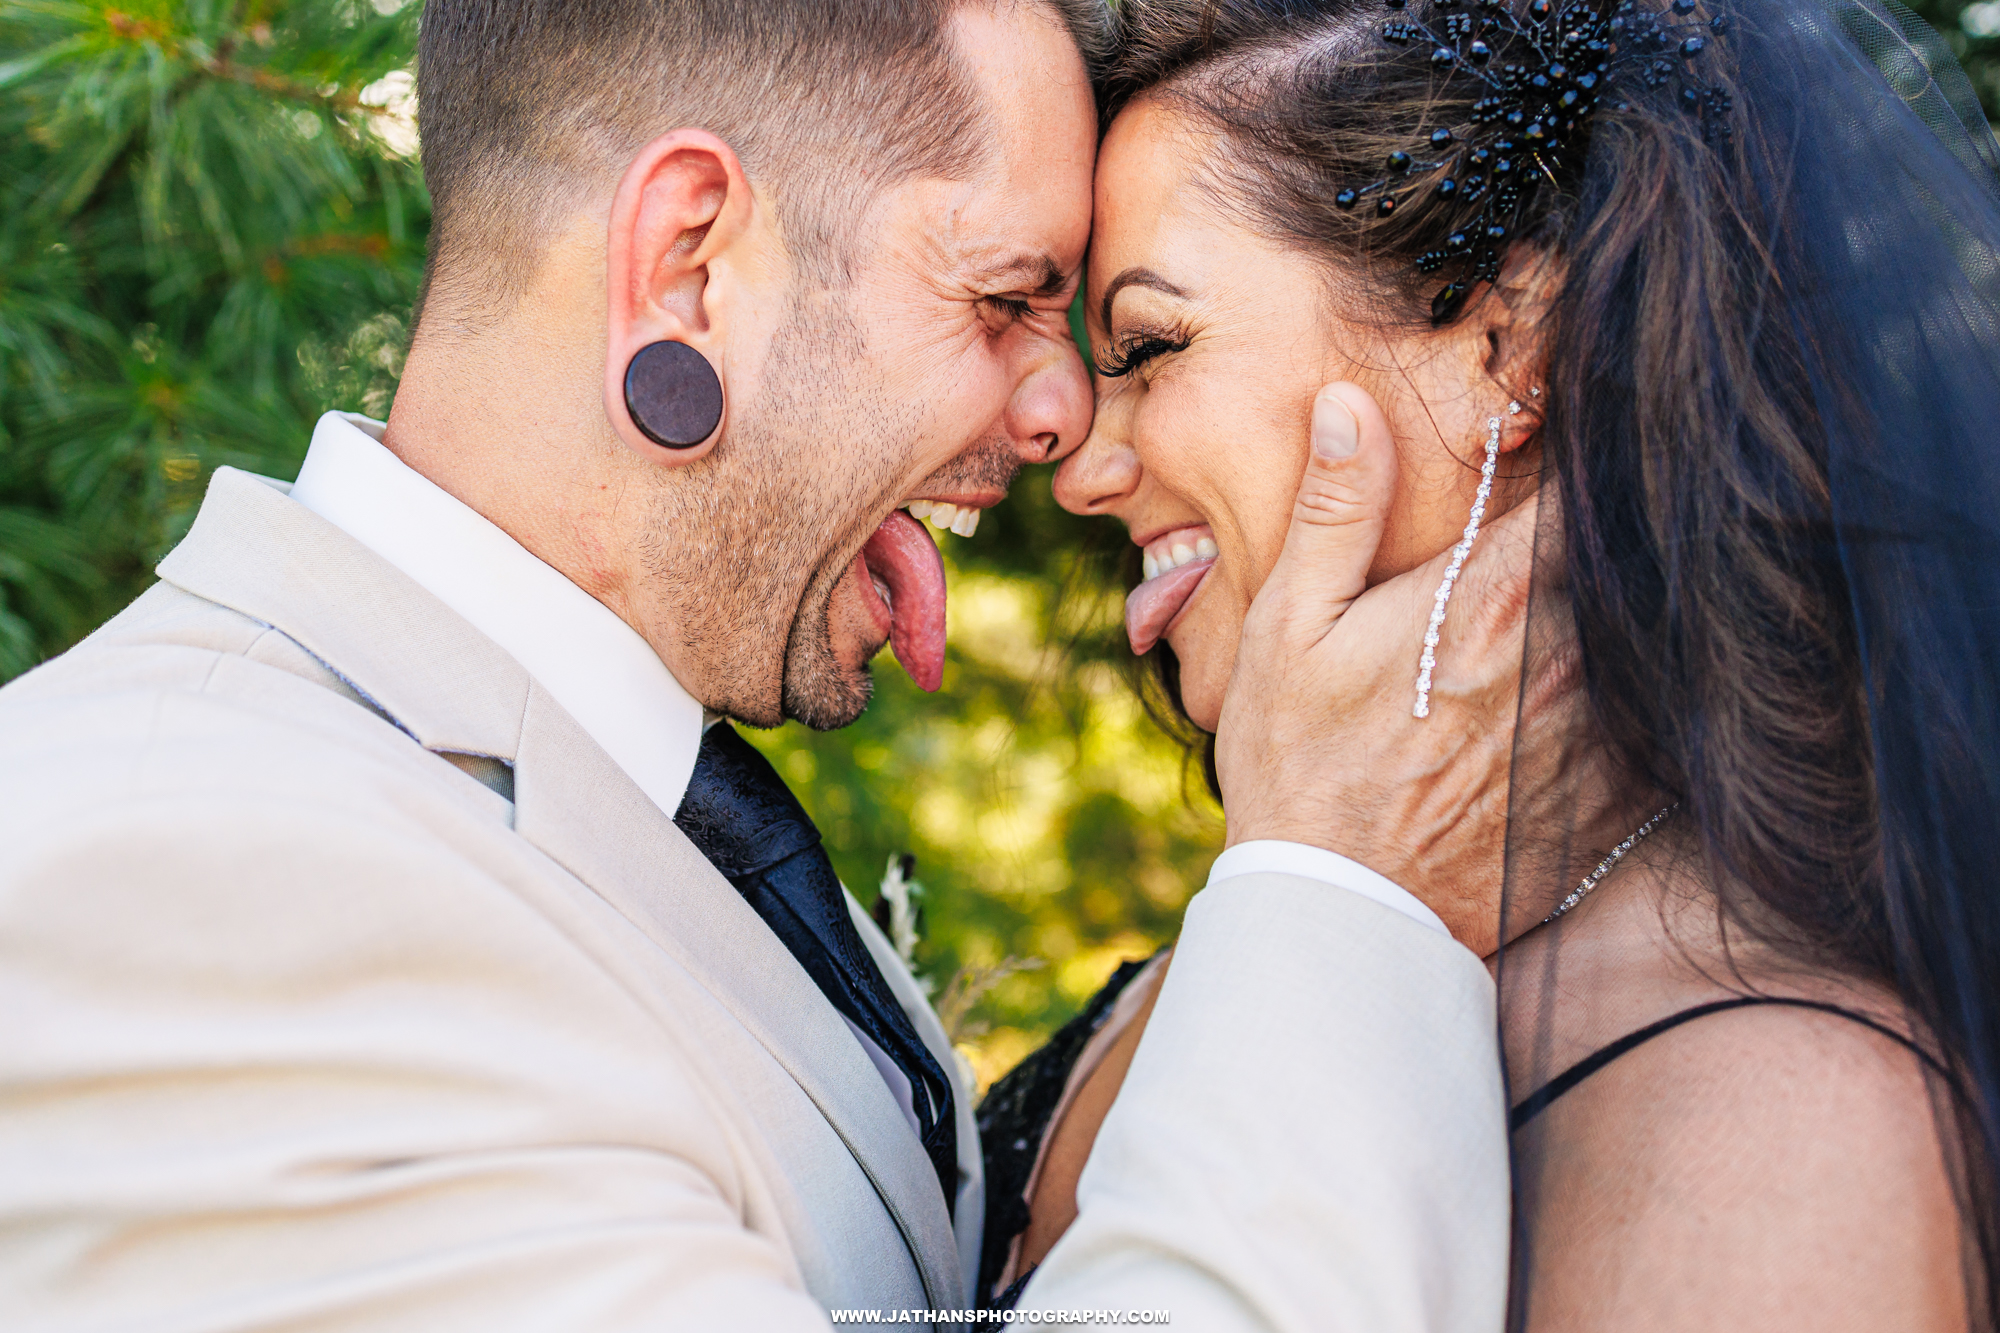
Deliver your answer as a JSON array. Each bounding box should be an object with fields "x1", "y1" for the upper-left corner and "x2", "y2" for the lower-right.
[
  {"x1": 782, "y1": 659, "x2": 874, "y2": 732},
  {"x1": 778, "y1": 617, "x2": 883, "y2": 732},
  {"x1": 776, "y1": 552, "x2": 897, "y2": 732}
]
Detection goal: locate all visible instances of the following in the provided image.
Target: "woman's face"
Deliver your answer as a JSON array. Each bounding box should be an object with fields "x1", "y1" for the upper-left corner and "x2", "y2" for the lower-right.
[{"x1": 1056, "y1": 101, "x2": 1524, "y2": 730}]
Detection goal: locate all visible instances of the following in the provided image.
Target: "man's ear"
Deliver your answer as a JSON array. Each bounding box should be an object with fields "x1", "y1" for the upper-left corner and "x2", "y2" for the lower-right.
[{"x1": 602, "y1": 129, "x2": 753, "y2": 467}]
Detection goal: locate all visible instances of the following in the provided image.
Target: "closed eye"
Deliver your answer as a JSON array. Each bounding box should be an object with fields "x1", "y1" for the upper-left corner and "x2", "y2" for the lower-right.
[
  {"x1": 982, "y1": 295, "x2": 1035, "y2": 321},
  {"x1": 1096, "y1": 331, "x2": 1189, "y2": 378}
]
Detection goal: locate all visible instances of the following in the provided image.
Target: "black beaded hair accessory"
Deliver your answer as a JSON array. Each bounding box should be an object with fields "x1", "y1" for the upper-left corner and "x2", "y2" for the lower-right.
[{"x1": 1353, "y1": 0, "x2": 1733, "y2": 322}]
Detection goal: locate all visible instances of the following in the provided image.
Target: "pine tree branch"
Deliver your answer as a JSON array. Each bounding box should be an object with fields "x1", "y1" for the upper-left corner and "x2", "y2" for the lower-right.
[
  {"x1": 47, "y1": 12, "x2": 375, "y2": 228},
  {"x1": 104, "y1": 11, "x2": 364, "y2": 112}
]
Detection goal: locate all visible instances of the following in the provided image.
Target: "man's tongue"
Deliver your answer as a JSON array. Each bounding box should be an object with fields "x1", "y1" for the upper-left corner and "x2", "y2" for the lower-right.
[
  {"x1": 1125, "y1": 525, "x2": 1217, "y2": 656},
  {"x1": 861, "y1": 510, "x2": 948, "y2": 692}
]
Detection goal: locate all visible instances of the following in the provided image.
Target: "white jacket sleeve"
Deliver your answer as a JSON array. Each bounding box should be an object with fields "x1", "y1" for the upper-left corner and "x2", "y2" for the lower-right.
[{"x1": 1019, "y1": 871, "x2": 1510, "y2": 1333}]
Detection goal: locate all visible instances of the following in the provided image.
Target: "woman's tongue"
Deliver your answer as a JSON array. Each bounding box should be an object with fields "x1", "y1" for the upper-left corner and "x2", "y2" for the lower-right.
[
  {"x1": 859, "y1": 509, "x2": 948, "y2": 692},
  {"x1": 1126, "y1": 525, "x2": 1218, "y2": 655}
]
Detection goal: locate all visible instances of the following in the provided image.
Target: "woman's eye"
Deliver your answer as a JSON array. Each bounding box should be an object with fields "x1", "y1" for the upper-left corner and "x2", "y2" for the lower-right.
[{"x1": 1095, "y1": 333, "x2": 1188, "y2": 379}]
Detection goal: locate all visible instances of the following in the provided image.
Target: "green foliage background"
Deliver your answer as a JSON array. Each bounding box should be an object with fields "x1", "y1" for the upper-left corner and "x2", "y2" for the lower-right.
[{"x1": 3, "y1": 0, "x2": 1992, "y2": 1083}]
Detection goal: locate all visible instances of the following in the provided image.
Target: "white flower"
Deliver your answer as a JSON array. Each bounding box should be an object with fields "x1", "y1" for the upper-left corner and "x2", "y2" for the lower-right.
[{"x1": 877, "y1": 853, "x2": 925, "y2": 971}]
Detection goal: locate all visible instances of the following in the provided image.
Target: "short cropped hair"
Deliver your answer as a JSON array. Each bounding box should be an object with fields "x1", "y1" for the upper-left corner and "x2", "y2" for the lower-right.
[{"x1": 416, "y1": 0, "x2": 1111, "y2": 328}]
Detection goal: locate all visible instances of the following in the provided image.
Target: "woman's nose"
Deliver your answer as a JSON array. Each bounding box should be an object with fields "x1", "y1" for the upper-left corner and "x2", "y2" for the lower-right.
[{"x1": 1052, "y1": 421, "x2": 1143, "y2": 516}]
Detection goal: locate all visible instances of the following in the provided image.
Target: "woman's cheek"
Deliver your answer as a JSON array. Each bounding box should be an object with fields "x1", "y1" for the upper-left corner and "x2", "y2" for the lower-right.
[
  {"x1": 1169, "y1": 599, "x2": 1240, "y2": 733},
  {"x1": 1181, "y1": 656, "x2": 1226, "y2": 733}
]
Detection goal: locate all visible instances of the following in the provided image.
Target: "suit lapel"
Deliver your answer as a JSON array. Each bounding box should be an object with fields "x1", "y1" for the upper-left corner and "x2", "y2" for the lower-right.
[
  {"x1": 510, "y1": 687, "x2": 962, "y2": 1305},
  {"x1": 155, "y1": 468, "x2": 963, "y2": 1306}
]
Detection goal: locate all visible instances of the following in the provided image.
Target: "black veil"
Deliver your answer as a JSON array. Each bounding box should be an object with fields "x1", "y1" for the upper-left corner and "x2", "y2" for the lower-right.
[{"x1": 1495, "y1": 0, "x2": 2000, "y2": 1321}]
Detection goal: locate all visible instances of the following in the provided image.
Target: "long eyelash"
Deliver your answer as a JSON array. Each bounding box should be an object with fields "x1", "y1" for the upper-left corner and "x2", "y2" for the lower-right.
[
  {"x1": 1095, "y1": 331, "x2": 1189, "y2": 378},
  {"x1": 986, "y1": 295, "x2": 1034, "y2": 319}
]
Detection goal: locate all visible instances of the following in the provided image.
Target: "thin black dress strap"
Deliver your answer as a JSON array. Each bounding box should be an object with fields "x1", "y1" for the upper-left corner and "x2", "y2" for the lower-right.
[{"x1": 1510, "y1": 996, "x2": 1942, "y2": 1131}]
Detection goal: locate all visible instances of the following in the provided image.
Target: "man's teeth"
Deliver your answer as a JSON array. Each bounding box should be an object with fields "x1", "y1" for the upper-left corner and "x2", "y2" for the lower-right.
[
  {"x1": 1142, "y1": 534, "x2": 1218, "y2": 581},
  {"x1": 906, "y1": 500, "x2": 981, "y2": 538}
]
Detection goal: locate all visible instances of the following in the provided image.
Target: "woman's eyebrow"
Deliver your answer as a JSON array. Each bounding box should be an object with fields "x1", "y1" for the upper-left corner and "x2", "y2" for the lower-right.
[{"x1": 1100, "y1": 267, "x2": 1189, "y2": 330}]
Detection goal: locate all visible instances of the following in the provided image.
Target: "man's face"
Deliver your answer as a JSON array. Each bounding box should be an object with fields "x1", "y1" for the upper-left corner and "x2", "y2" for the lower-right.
[{"x1": 662, "y1": 4, "x2": 1095, "y2": 729}]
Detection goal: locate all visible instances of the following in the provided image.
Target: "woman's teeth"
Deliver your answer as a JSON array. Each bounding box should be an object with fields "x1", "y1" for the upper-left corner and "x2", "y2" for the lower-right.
[
  {"x1": 907, "y1": 500, "x2": 982, "y2": 537},
  {"x1": 1141, "y1": 532, "x2": 1218, "y2": 581}
]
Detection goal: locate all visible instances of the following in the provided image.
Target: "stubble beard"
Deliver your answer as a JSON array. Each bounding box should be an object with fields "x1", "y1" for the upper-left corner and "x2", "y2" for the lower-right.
[
  {"x1": 637, "y1": 287, "x2": 1028, "y2": 733},
  {"x1": 641, "y1": 293, "x2": 910, "y2": 731}
]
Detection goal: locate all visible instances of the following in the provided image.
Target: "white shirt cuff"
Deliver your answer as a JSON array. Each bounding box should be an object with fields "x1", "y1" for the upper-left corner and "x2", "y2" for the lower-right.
[{"x1": 1205, "y1": 840, "x2": 1449, "y2": 936}]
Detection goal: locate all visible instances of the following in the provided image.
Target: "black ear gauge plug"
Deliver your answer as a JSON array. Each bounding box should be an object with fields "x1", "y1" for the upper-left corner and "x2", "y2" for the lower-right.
[{"x1": 623, "y1": 341, "x2": 723, "y2": 448}]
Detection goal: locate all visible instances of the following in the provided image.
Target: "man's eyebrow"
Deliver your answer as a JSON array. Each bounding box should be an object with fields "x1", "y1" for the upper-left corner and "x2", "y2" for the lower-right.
[
  {"x1": 1101, "y1": 267, "x2": 1189, "y2": 331},
  {"x1": 969, "y1": 252, "x2": 1070, "y2": 296}
]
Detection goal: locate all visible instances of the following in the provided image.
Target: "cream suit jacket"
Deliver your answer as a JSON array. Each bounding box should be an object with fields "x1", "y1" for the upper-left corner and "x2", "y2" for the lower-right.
[{"x1": 0, "y1": 468, "x2": 1511, "y2": 1331}]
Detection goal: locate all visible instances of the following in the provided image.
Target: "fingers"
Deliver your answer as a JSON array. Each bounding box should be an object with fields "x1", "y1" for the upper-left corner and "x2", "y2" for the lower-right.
[{"x1": 1255, "y1": 383, "x2": 1399, "y2": 642}]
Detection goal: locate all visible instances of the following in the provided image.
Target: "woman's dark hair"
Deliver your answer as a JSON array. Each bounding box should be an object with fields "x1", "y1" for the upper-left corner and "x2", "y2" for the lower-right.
[{"x1": 1102, "y1": 0, "x2": 2000, "y2": 1315}]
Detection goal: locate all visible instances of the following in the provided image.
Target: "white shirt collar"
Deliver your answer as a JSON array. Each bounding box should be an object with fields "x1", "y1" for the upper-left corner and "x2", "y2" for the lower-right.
[{"x1": 288, "y1": 411, "x2": 707, "y2": 817}]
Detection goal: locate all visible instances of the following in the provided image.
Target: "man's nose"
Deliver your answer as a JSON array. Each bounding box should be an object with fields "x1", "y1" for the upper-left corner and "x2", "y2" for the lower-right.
[{"x1": 1003, "y1": 340, "x2": 1093, "y2": 465}]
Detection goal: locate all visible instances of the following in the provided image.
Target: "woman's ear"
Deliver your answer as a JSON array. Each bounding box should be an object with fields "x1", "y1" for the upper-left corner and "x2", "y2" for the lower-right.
[
  {"x1": 1484, "y1": 245, "x2": 1562, "y2": 452},
  {"x1": 602, "y1": 128, "x2": 754, "y2": 467}
]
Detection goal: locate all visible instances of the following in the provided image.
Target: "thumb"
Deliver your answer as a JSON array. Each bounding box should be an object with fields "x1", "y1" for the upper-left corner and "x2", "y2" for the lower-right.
[{"x1": 1259, "y1": 382, "x2": 1398, "y2": 634}]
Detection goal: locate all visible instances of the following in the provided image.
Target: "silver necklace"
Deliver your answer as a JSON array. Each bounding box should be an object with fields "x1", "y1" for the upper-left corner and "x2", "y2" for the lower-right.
[{"x1": 1542, "y1": 803, "x2": 1679, "y2": 924}]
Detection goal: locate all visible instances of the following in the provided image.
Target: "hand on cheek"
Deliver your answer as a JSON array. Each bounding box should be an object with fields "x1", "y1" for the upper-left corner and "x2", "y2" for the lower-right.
[
  {"x1": 1214, "y1": 383, "x2": 1398, "y2": 837},
  {"x1": 1212, "y1": 381, "x2": 1554, "y2": 947}
]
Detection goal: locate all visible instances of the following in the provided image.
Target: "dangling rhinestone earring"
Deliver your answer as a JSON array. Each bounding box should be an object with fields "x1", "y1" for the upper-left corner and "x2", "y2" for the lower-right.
[{"x1": 1413, "y1": 400, "x2": 1520, "y2": 719}]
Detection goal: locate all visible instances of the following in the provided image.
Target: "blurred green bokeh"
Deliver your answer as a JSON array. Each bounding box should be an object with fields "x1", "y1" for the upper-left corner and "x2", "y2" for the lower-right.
[{"x1": 4, "y1": 0, "x2": 1991, "y2": 1084}]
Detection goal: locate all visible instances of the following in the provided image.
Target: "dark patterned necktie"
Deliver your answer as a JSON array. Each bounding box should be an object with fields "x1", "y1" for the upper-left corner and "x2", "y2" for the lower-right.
[{"x1": 674, "y1": 722, "x2": 958, "y2": 1213}]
